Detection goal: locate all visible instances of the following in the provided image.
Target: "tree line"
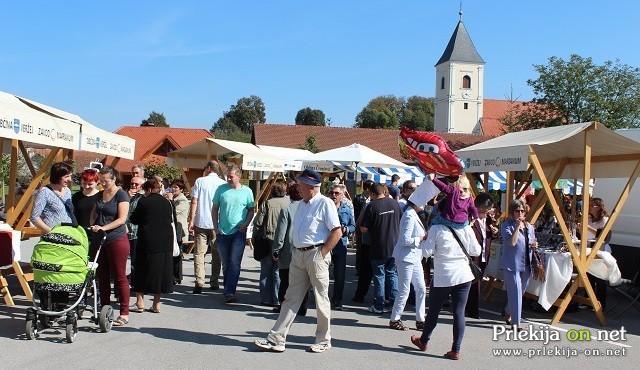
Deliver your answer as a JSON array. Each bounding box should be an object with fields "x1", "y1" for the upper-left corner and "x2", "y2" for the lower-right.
[{"x1": 137, "y1": 54, "x2": 640, "y2": 141}]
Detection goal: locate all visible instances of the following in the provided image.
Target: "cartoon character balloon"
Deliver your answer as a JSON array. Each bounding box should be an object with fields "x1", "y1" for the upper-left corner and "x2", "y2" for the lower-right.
[{"x1": 398, "y1": 126, "x2": 463, "y2": 176}]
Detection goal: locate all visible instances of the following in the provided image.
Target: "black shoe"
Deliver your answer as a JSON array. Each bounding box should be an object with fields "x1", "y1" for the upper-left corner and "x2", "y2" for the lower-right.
[
  {"x1": 210, "y1": 282, "x2": 219, "y2": 291},
  {"x1": 224, "y1": 295, "x2": 237, "y2": 304},
  {"x1": 352, "y1": 296, "x2": 364, "y2": 303},
  {"x1": 298, "y1": 310, "x2": 307, "y2": 317},
  {"x1": 272, "y1": 306, "x2": 281, "y2": 313},
  {"x1": 193, "y1": 286, "x2": 203, "y2": 294},
  {"x1": 331, "y1": 301, "x2": 343, "y2": 310}
]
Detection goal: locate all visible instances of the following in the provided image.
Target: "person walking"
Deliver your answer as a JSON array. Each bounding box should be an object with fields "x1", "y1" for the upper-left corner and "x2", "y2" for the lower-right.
[
  {"x1": 254, "y1": 168, "x2": 341, "y2": 353},
  {"x1": 389, "y1": 200, "x2": 427, "y2": 331},
  {"x1": 212, "y1": 165, "x2": 255, "y2": 304},
  {"x1": 171, "y1": 179, "x2": 189, "y2": 284},
  {"x1": 410, "y1": 223, "x2": 481, "y2": 360},
  {"x1": 189, "y1": 160, "x2": 225, "y2": 294}
]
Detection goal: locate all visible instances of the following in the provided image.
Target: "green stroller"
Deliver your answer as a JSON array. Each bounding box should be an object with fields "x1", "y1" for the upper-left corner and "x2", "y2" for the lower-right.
[{"x1": 26, "y1": 224, "x2": 113, "y2": 343}]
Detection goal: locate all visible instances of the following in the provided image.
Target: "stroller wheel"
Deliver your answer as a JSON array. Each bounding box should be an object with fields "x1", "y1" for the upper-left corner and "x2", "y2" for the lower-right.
[
  {"x1": 25, "y1": 320, "x2": 38, "y2": 340},
  {"x1": 65, "y1": 322, "x2": 77, "y2": 343},
  {"x1": 99, "y1": 305, "x2": 114, "y2": 333}
]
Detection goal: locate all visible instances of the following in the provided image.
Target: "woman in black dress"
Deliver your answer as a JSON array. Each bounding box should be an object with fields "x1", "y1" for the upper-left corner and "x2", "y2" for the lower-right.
[{"x1": 130, "y1": 178, "x2": 175, "y2": 313}]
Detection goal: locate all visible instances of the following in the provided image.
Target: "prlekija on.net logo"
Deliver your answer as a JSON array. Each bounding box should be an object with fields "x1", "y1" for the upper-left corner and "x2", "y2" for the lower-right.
[{"x1": 492, "y1": 324, "x2": 628, "y2": 345}]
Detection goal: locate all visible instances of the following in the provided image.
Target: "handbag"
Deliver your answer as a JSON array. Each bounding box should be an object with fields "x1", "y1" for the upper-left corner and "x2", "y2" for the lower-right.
[
  {"x1": 446, "y1": 226, "x2": 483, "y2": 283},
  {"x1": 169, "y1": 202, "x2": 181, "y2": 257},
  {"x1": 526, "y1": 229, "x2": 546, "y2": 282},
  {"x1": 253, "y1": 237, "x2": 272, "y2": 261}
]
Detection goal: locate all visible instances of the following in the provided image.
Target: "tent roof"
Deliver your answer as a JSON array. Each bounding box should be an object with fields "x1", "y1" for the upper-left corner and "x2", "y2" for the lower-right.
[
  {"x1": 456, "y1": 122, "x2": 640, "y2": 178},
  {"x1": 301, "y1": 143, "x2": 410, "y2": 169},
  {"x1": 0, "y1": 90, "x2": 135, "y2": 159}
]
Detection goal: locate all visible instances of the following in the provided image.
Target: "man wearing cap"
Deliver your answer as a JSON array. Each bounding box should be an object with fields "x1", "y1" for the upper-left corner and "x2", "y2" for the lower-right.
[{"x1": 255, "y1": 168, "x2": 342, "y2": 353}]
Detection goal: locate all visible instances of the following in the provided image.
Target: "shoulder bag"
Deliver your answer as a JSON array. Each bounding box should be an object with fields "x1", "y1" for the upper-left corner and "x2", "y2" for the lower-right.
[{"x1": 446, "y1": 225, "x2": 483, "y2": 283}]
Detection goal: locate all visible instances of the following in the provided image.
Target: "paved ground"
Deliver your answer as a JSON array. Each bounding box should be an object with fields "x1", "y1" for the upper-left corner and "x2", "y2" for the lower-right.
[{"x1": 1, "y1": 239, "x2": 638, "y2": 368}]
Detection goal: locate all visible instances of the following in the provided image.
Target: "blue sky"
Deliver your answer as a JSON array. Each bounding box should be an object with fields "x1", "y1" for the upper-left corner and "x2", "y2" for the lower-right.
[{"x1": 2, "y1": 1, "x2": 639, "y2": 132}]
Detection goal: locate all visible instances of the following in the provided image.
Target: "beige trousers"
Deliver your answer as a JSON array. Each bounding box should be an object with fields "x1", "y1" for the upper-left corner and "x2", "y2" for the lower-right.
[
  {"x1": 268, "y1": 247, "x2": 332, "y2": 346},
  {"x1": 193, "y1": 226, "x2": 221, "y2": 288}
]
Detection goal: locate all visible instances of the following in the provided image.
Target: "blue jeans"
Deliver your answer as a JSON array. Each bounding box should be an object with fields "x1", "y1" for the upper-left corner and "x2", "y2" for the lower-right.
[
  {"x1": 371, "y1": 258, "x2": 398, "y2": 310},
  {"x1": 216, "y1": 231, "x2": 246, "y2": 297},
  {"x1": 331, "y1": 244, "x2": 347, "y2": 303},
  {"x1": 259, "y1": 255, "x2": 280, "y2": 305}
]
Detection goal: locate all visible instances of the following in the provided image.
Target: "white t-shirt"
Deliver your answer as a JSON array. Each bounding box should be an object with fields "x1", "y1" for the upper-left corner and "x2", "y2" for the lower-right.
[{"x1": 191, "y1": 173, "x2": 226, "y2": 229}]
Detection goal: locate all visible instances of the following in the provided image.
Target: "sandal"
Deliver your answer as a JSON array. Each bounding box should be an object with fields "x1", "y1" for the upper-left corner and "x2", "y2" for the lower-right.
[
  {"x1": 147, "y1": 307, "x2": 160, "y2": 313},
  {"x1": 131, "y1": 305, "x2": 145, "y2": 313},
  {"x1": 501, "y1": 309, "x2": 512, "y2": 326},
  {"x1": 389, "y1": 320, "x2": 409, "y2": 331},
  {"x1": 113, "y1": 316, "x2": 129, "y2": 326},
  {"x1": 416, "y1": 321, "x2": 424, "y2": 330}
]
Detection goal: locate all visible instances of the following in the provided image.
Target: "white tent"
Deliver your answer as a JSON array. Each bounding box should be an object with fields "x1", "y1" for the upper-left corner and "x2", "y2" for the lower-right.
[
  {"x1": 167, "y1": 138, "x2": 286, "y2": 172},
  {"x1": 1, "y1": 91, "x2": 135, "y2": 159},
  {"x1": 302, "y1": 143, "x2": 410, "y2": 169},
  {"x1": 457, "y1": 122, "x2": 640, "y2": 326}
]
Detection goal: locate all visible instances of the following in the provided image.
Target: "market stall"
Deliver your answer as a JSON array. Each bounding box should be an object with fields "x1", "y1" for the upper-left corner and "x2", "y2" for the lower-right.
[{"x1": 456, "y1": 121, "x2": 640, "y2": 325}]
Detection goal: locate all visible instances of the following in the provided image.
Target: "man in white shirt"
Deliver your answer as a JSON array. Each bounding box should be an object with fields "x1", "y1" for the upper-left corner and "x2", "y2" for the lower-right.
[
  {"x1": 188, "y1": 160, "x2": 226, "y2": 294},
  {"x1": 255, "y1": 168, "x2": 342, "y2": 353}
]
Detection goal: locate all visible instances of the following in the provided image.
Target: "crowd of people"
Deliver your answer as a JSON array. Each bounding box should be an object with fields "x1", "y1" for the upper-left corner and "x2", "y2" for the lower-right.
[{"x1": 28, "y1": 161, "x2": 614, "y2": 359}]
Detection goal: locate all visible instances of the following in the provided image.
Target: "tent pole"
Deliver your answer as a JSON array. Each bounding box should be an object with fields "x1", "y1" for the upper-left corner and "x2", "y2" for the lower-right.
[{"x1": 527, "y1": 158, "x2": 568, "y2": 224}]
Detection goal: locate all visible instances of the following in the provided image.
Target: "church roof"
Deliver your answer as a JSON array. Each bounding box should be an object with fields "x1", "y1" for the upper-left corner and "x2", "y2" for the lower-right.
[{"x1": 435, "y1": 20, "x2": 485, "y2": 66}]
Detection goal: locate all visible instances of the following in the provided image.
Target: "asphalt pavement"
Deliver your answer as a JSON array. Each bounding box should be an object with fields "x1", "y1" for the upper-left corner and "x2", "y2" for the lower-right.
[{"x1": 0, "y1": 239, "x2": 638, "y2": 369}]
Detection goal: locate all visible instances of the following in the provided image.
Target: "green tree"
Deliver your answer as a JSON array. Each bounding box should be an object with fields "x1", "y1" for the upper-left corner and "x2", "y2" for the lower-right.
[
  {"x1": 506, "y1": 54, "x2": 640, "y2": 132},
  {"x1": 355, "y1": 95, "x2": 404, "y2": 128},
  {"x1": 295, "y1": 107, "x2": 326, "y2": 126},
  {"x1": 401, "y1": 96, "x2": 435, "y2": 131},
  {"x1": 211, "y1": 95, "x2": 266, "y2": 142},
  {"x1": 0, "y1": 154, "x2": 11, "y2": 184},
  {"x1": 144, "y1": 163, "x2": 182, "y2": 181},
  {"x1": 141, "y1": 111, "x2": 169, "y2": 127},
  {"x1": 300, "y1": 135, "x2": 320, "y2": 153}
]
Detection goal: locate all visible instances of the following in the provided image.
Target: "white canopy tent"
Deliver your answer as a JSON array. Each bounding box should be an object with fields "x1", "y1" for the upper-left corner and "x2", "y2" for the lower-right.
[
  {"x1": 456, "y1": 122, "x2": 640, "y2": 325},
  {"x1": 1, "y1": 90, "x2": 136, "y2": 238},
  {"x1": 301, "y1": 143, "x2": 411, "y2": 169},
  {"x1": 167, "y1": 138, "x2": 286, "y2": 172}
]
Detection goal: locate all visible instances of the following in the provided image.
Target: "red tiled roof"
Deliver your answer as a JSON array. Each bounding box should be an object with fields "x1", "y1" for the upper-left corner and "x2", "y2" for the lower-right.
[
  {"x1": 482, "y1": 99, "x2": 525, "y2": 136},
  {"x1": 252, "y1": 124, "x2": 491, "y2": 163},
  {"x1": 103, "y1": 126, "x2": 213, "y2": 173}
]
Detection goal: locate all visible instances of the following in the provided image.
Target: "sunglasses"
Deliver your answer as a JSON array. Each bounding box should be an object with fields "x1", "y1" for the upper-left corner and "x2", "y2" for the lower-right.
[
  {"x1": 130, "y1": 183, "x2": 142, "y2": 186},
  {"x1": 330, "y1": 191, "x2": 343, "y2": 195}
]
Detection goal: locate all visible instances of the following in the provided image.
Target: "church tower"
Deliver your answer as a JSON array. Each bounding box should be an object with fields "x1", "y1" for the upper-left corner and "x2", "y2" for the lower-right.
[{"x1": 434, "y1": 12, "x2": 485, "y2": 134}]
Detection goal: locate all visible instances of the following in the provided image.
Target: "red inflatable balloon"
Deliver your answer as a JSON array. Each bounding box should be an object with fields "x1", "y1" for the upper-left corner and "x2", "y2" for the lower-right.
[{"x1": 398, "y1": 126, "x2": 463, "y2": 176}]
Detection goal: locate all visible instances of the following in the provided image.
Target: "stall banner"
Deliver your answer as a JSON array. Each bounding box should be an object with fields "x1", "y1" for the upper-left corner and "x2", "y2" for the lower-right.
[
  {"x1": 458, "y1": 146, "x2": 528, "y2": 173},
  {"x1": 80, "y1": 123, "x2": 135, "y2": 160},
  {"x1": 242, "y1": 154, "x2": 284, "y2": 172}
]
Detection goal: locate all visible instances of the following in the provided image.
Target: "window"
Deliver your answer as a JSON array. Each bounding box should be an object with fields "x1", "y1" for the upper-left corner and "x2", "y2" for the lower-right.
[
  {"x1": 464, "y1": 103, "x2": 468, "y2": 110},
  {"x1": 462, "y1": 75, "x2": 471, "y2": 89},
  {"x1": 440, "y1": 77, "x2": 445, "y2": 90}
]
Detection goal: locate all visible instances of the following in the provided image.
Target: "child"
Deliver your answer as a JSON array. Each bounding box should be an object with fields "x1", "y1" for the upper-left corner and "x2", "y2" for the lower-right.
[{"x1": 427, "y1": 173, "x2": 478, "y2": 229}]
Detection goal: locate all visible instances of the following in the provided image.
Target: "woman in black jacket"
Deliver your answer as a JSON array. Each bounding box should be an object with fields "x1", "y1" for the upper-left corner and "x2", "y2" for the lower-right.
[{"x1": 130, "y1": 178, "x2": 175, "y2": 313}]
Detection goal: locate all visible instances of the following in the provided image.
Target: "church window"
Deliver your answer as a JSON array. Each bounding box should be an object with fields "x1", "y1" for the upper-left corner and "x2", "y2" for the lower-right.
[
  {"x1": 464, "y1": 103, "x2": 469, "y2": 110},
  {"x1": 462, "y1": 75, "x2": 471, "y2": 89},
  {"x1": 440, "y1": 77, "x2": 445, "y2": 89}
]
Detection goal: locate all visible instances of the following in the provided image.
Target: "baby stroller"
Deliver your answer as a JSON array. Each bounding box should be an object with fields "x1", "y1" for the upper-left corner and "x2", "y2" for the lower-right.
[{"x1": 26, "y1": 224, "x2": 113, "y2": 343}]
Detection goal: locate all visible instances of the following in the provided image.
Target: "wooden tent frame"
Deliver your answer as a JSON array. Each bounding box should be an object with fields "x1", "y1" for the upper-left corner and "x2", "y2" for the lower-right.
[{"x1": 463, "y1": 123, "x2": 640, "y2": 326}]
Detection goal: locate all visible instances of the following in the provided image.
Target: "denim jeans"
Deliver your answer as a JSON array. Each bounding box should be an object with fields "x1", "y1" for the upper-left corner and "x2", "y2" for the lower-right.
[
  {"x1": 371, "y1": 258, "x2": 398, "y2": 310},
  {"x1": 331, "y1": 244, "x2": 347, "y2": 303},
  {"x1": 260, "y1": 255, "x2": 280, "y2": 305},
  {"x1": 216, "y1": 231, "x2": 246, "y2": 297}
]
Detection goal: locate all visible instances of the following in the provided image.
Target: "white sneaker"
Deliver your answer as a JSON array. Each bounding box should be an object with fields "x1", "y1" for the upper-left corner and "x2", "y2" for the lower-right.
[
  {"x1": 254, "y1": 339, "x2": 285, "y2": 352},
  {"x1": 309, "y1": 342, "x2": 332, "y2": 353}
]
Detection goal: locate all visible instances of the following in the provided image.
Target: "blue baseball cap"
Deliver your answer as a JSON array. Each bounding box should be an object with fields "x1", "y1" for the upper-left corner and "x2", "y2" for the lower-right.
[{"x1": 296, "y1": 168, "x2": 322, "y2": 186}]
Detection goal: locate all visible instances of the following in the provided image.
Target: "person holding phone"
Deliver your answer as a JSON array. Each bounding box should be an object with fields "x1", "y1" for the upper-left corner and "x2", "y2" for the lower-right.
[{"x1": 499, "y1": 199, "x2": 538, "y2": 330}]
